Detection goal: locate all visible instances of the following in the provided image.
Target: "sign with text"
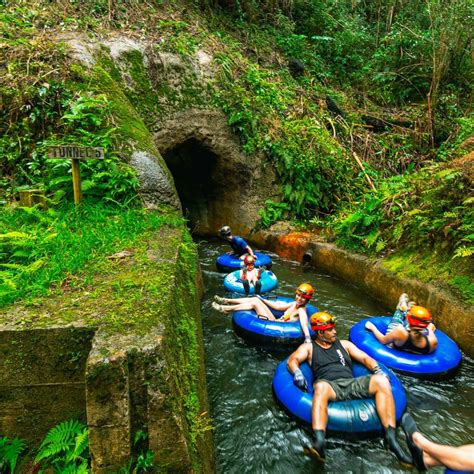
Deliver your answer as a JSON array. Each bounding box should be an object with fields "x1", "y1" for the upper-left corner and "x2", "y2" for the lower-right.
[
  {"x1": 46, "y1": 145, "x2": 104, "y2": 160},
  {"x1": 44, "y1": 145, "x2": 105, "y2": 205}
]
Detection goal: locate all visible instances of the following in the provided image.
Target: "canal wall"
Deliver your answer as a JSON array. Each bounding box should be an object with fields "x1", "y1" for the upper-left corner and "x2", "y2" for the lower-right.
[{"x1": 0, "y1": 225, "x2": 214, "y2": 473}]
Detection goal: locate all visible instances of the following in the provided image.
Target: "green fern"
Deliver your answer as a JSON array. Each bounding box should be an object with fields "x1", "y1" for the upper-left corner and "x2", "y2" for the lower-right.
[
  {"x1": 66, "y1": 429, "x2": 89, "y2": 463},
  {"x1": 59, "y1": 460, "x2": 89, "y2": 474},
  {"x1": 0, "y1": 436, "x2": 26, "y2": 473},
  {"x1": 453, "y1": 246, "x2": 474, "y2": 259},
  {"x1": 34, "y1": 419, "x2": 89, "y2": 471}
]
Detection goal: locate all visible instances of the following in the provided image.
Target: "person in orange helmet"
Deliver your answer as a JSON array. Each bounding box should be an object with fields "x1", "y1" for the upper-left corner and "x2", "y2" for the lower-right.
[
  {"x1": 212, "y1": 283, "x2": 315, "y2": 343},
  {"x1": 287, "y1": 311, "x2": 412, "y2": 465},
  {"x1": 365, "y1": 305, "x2": 438, "y2": 354},
  {"x1": 240, "y1": 255, "x2": 263, "y2": 295}
]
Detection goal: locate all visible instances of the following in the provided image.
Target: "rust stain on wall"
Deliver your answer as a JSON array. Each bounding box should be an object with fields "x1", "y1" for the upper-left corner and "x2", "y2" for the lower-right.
[{"x1": 273, "y1": 232, "x2": 311, "y2": 261}]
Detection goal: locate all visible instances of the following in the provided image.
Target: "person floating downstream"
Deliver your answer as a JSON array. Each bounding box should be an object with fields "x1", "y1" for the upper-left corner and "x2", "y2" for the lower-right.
[
  {"x1": 240, "y1": 255, "x2": 263, "y2": 295},
  {"x1": 365, "y1": 305, "x2": 438, "y2": 354},
  {"x1": 287, "y1": 311, "x2": 413, "y2": 465},
  {"x1": 401, "y1": 412, "x2": 474, "y2": 472},
  {"x1": 219, "y1": 225, "x2": 255, "y2": 259},
  {"x1": 212, "y1": 283, "x2": 315, "y2": 343}
]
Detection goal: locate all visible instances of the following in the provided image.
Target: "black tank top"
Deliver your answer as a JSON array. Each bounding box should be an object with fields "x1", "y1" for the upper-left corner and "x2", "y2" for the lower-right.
[
  {"x1": 395, "y1": 333, "x2": 431, "y2": 354},
  {"x1": 311, "y1": 339, "x2": 353, "y2": 381}
]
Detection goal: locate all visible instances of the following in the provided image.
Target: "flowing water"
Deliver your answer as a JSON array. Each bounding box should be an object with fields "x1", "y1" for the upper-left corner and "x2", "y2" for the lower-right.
[{"x1": 197, "y1": 239, "x2": 474, "y2": 473}]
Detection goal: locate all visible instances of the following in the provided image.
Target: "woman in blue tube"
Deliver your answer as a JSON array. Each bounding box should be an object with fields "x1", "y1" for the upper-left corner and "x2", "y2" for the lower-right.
[
  {"x1": 365, "y1": 305, "x2": 438, "y2": 354},
  {"x1": 240, "y1": 255, "x2": 263, "y2": 295},
  {"x1": 212, "y1": 283, "x2": 315, "y2": 343}
]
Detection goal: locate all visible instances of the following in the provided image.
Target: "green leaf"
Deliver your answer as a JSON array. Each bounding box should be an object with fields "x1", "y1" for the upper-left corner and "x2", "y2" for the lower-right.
[
  {"x1": 11, "y1": 250, "x2": 32, "y2": 258},
  {"x1": 453, "y1": 246, "x2": 474, "y2": 259},
  {"x1": 0, "y1": 232, "x2": 32, "y2": 240},
  {"x1": 35, "y1": 419, "x2": 86, "y2": 463},
  {"x1": 375, "y1": 239, "x2": 386, "y2": 253},
  {"x1": 366, "y1": 229, "x2": 380, "y2": 248},
  {"x1": 0, "y1": 436, "x2": 26, "y2": 473}
]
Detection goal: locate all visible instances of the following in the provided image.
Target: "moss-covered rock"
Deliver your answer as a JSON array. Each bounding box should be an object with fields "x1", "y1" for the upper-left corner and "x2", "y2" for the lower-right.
[{"x1": 0, "y1": 217, "x2": 214, "y2": 472}]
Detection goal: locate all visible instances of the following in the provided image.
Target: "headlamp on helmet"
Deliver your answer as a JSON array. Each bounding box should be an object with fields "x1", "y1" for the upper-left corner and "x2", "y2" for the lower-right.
[{"x1": 310, "y1": 312, "x2": 336, "y2": 331}]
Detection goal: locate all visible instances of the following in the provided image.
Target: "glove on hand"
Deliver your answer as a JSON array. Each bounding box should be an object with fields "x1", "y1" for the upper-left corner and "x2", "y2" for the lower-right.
[
  {"x1": 293, "y1": 368, "x2": 308, "y2": 391},
  {"x1": 373, "y1": 365, "x2": 389, "y2": 379}
]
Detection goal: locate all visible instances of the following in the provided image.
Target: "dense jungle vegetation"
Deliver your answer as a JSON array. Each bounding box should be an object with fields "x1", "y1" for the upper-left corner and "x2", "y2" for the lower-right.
[{"x1": 1, "y1": 0, "x2": 473, "y2": 307}]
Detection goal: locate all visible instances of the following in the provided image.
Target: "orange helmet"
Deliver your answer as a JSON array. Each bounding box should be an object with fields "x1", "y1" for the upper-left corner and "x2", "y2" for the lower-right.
[
  {"x1": 296, "y1": 283, "x2": 314, "y2": 300},
  {"x1": 310, "y1": 312, "x2": 336, "y2": 331},
  {"x1": 406, "y1": 306, "x2": 432, "y2": 328},
  {"x1": 244, "y1": 255, "x2": 255, "y2": 266}
]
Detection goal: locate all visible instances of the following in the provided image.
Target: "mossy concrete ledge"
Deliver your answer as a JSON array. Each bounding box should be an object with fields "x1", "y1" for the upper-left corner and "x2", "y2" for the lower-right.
[
  {"x1": 250, "y1": 229, "x2": 473, "y2": 357},
  {"x1": 0, "y1": 225, "x2": 214, "y2": 473}
]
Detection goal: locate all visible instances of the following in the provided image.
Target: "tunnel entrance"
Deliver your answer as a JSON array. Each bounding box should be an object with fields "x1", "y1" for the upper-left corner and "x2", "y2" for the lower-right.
[
  {"x1": 162, "y1": 138, "x2": 221, "y2": 233},
  {"x1": 154, "y1": 109, "x2": 280, "y2": 237}
]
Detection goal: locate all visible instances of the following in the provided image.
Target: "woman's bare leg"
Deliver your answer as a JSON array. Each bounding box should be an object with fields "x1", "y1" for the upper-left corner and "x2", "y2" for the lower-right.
[
  {"x1": 212, "y1": 297, "x2": 275, "y2": 319},
  {"x1": 219, "y1": 296, "x2": 256, "y2": 305}
]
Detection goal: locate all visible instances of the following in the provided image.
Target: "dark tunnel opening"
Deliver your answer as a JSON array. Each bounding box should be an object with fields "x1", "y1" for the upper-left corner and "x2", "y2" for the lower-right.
[{"x1": 162, "y1": 138, "x2": 220, "y2": 232}]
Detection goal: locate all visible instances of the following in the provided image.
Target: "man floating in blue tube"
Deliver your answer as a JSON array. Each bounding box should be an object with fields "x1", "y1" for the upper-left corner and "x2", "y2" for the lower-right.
[
  {"x1": 287, "y1": 311, "x2": 413, "y2": 466},
  {"x1": 219, "y1": 225, "x2": 255, "y2": 259}
]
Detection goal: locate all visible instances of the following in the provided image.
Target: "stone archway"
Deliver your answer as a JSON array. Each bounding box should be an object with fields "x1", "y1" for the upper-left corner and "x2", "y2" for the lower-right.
[{"x1": 154, "y1": 109, "x2": 281, "y2": 238}]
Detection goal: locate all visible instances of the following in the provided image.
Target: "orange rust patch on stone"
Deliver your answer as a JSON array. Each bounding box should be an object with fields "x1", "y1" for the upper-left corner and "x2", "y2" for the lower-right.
[{"x1": 274, "y1": 232, "x2": 311, "y2": 261}]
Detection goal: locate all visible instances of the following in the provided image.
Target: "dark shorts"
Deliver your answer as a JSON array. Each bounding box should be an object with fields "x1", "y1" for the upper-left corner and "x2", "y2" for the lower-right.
[{"x1": 316, "y1": 375, "x2": 372, "y2": 401}]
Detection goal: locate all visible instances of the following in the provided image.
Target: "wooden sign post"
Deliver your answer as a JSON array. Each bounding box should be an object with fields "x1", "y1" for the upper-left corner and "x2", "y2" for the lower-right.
[{"x1": 46, "y1": 145, "x2": 104, "y2": 204}]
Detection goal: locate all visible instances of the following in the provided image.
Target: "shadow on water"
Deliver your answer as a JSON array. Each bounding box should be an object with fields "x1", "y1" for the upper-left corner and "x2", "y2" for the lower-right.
[{"x1": 197, "y1": 239, "x2": 474, "y2": 474}]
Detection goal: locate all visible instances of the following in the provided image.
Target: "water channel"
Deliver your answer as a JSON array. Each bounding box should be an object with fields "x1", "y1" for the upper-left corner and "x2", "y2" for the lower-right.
[{"x1": 197, "y1": 239, "x2": 474, "y2": 473}]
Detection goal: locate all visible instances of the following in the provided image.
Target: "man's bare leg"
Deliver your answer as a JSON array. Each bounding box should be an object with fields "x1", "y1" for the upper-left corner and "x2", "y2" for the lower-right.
[
  {"x1": 413, "y1": 432, "x2": 474, "y2": 471},
  {"x1": 306, "y1": 382, "x2": 336, "y2": 461},
  {"x1": 369, "y1": 375, "x2": 412, "y2": 465}
]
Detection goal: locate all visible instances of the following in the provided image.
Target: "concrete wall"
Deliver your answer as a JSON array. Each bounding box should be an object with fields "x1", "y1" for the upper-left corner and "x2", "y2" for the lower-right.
[
  {"x1": 0, "y1": 327, "x2": 94, "y2": 445},
  {"x1": 0, "y1": 226, "x2": 214, "y2": 473}
]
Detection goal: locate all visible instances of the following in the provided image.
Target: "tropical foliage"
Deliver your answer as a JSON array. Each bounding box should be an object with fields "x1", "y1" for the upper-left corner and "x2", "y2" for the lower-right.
[
  {"x1": 34, "y1": 420, "x2": 89, "y2": 473},
  {"x1": 0, "y1": 0, "x2": 472, "y2": 302},
  {"x1": 0, "y1": 436, "x2": 26, "y2": 474},
  {"x1": 0, "y1": 420, "x2": 157, "y2": 473},
  {"x1": 0, "y1": 203, "x2": 184, "y2": 307}
]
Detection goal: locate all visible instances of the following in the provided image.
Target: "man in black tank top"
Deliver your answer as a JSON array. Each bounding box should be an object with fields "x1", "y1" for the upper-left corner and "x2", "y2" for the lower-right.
[{"x1": 287, "y1": 312, "x2": 413, "y2": 466}]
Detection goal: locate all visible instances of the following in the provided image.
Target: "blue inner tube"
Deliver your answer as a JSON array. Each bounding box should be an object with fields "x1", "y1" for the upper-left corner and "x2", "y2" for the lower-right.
[
  {"x1": 272, "y1": 358, "x2": 407, "y2": 435},
  {"x1": 445, "y1": 470, "x2": 473, "y2": 474},
  {"x1": 216, "y1": 251, "x2": 272, "y2": 273},
  {"x1": 349, "y1": 317, "x2": 462, "y2": 380},
  {"x1": 223, "y1": 270, "x2": 278, "y2": 295},
  {"x1": 232, "y1": 296, "x2": 317, "y2": 346}
]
